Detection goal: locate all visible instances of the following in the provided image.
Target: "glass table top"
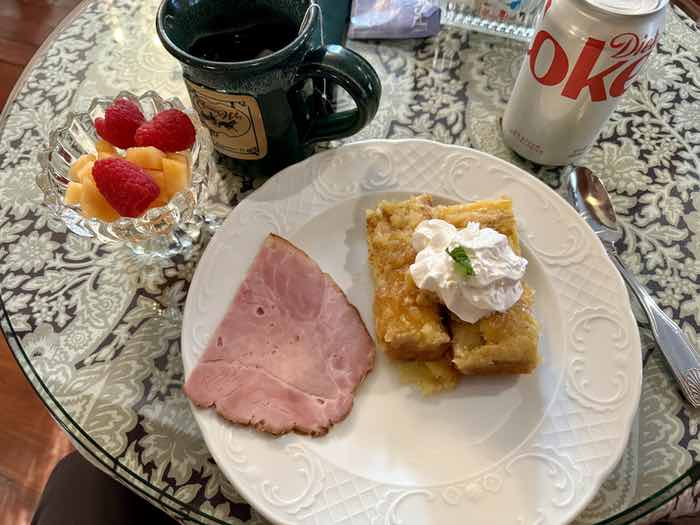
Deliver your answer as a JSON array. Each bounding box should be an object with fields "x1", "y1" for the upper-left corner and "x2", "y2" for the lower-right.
[{"x1": 1, "y1": 1, "x2": 699, "y2": 523}]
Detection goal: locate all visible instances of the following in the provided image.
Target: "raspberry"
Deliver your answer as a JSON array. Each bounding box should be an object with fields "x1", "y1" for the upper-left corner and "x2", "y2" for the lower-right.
[
  {"x1": 134, "y1": 109, "x2": 196, "y2": 152},
  {"x1": 94, "y1": 98, "x2": 145, "y2": 149},
  {"x1": 92, "y1": 158, "x2": 159, "y2": 217}
]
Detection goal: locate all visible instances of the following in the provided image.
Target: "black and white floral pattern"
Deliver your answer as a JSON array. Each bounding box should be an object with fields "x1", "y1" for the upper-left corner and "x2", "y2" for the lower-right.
[{"x1": 0, "y1": 1, "x2": 699, "y2": 523}]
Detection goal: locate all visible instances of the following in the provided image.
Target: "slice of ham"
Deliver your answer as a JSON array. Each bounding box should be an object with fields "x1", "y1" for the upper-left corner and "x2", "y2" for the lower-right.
[{"x1": 185, "y1": 234, "x2": 375, "y2": 436}]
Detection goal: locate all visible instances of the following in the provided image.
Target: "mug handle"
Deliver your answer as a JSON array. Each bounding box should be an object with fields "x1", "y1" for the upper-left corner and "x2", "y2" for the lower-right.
[{"x1": 292, "y1": 44, "x2": 381, "y2": 144}]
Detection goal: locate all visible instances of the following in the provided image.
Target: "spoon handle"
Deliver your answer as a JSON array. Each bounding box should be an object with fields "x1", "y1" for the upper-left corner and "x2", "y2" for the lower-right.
[{"x1": 610, "y1": 252, "x2": 700, "y2": 408}]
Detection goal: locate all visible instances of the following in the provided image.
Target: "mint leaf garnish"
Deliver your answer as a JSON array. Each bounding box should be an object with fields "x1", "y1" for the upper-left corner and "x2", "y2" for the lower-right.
[{"x1": 446, "y1": 246, "x2": 475, "y2": 276}]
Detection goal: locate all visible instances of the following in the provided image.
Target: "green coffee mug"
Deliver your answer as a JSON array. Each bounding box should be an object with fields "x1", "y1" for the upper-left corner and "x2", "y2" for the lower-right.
[{"x1": 156, "y1": 0, "x2": 381, "y2": 176}]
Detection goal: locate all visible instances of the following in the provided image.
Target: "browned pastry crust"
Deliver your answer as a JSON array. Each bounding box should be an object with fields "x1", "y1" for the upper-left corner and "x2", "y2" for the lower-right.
[
  {"x1": 366, "y1": 195, "x2": 539, "y2": 383},
  {"x1": 366, "y1": 195, "x2": 450, "y2": 361},
  {"x1": 435, "y1": 198, "x2": 539, "y2": 375}
]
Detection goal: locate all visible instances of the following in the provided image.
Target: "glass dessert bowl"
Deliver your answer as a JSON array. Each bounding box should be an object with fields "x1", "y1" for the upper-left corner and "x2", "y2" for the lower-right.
[{"x1": 37, "y1": 90, "x2": 214, "y2": 256}]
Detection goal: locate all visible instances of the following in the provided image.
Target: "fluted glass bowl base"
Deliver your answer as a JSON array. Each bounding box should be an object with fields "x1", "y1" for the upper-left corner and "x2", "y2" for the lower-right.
[{"x1": 37, "y1": 91, "x2": 215, "y2": 258}]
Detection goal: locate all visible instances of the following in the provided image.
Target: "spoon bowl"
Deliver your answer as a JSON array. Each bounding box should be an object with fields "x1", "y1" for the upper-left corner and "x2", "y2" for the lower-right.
[
  {"x1": 568, "y1": 165, "x2": 700, "y2": 408},
  {"x1": 569, "y1": 166, "x2": 621, "y2": 244}
]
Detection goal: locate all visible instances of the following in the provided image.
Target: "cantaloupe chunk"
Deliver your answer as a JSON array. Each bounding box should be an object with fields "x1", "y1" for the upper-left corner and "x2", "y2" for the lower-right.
[
  {"x1": 145, "y1": 170, "x2": 168, "y2": 208},
  {"x1": 75, "y1": 161, "x2": 95, "y2": 183},
  {"x1": 97, "y1": 151, "x2": 117, "y2": 160},
  {"x1": 125, "y1": 146, "x2": 165, "y2": 170},
  {"x1": 68, "y1": 154, "x2": 96, "y2": 181},
  {"x1": 80, "y1": 174, "x2": 120, "y2": 222},
  {"x1": 95, "y1": 139, "x2": 117, "y2": 154},
  {"x1": 64, "y1": 182, "x2": 83, "y2": 205},
  {"x1": 162, "y1": 158, "x2": 189, "y2": 197},
  {"x1": 145, "y1": 170, "x2": 166, "y2": 192},
  {"x1": 166, "y1": 152, "x2": 188, "y2": 165}
]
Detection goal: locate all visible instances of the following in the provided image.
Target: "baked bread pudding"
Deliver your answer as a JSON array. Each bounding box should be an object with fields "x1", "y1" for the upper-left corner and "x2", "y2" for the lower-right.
[
  {"x1": 366, "y1": 194, "x2": 539, "y2": 393},
  {"x1": 435, "y1": 200, "x2": 539, "y2": 375},
  {"x1": 366, "y1": 195, "x2": 450, "y2": 361}
]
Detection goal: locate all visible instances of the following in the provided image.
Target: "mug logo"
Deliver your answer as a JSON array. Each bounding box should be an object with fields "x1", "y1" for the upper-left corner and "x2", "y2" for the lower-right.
[
  {"x1": 185, "y1": 79, "x2": 268, "y2": 160},
  {"x1": 196, "y1": 104, "x2": 252, "y2": 138}
]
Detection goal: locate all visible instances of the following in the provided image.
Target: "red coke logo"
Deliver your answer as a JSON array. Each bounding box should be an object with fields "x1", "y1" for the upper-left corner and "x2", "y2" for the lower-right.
[{"x1": 527, "y1": 30, "x2": 660, "y2": 102}]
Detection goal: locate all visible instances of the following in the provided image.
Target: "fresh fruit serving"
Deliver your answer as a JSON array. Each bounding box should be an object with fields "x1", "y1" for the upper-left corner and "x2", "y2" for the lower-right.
[{"x1": 65, "y1": 98, "x2": 196, "y2": 222}]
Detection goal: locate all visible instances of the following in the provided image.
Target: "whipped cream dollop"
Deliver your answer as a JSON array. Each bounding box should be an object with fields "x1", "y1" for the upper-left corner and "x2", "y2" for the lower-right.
[{"x1": 409, "y1": 219, "x2": 528, "y2": 323}]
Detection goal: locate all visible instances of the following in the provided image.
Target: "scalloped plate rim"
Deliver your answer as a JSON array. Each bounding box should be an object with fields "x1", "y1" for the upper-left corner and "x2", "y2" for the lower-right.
[{"x1": 182, "y1": 139, "x2": 642, "y2": 525}]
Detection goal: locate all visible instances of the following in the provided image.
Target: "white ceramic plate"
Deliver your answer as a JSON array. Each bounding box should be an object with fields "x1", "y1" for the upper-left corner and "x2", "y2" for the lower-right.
[{"x1": 182, "y1": 140, "x2": 641, "y2": 525}]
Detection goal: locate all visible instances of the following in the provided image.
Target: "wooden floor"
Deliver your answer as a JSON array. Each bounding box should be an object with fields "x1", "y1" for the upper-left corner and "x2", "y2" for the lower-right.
[
  {"x1": 1, "y1": 3, "x2": 83, "y2": 522},
  {"x1": 0, "y1": 337, "x2": 74, "y2": 524},
  {"x1": 0, "y1": 0, "x2": 698, "y2": 524},
  {"x1": 0, "y1": 0, "x2": 83, "y2": 108}
]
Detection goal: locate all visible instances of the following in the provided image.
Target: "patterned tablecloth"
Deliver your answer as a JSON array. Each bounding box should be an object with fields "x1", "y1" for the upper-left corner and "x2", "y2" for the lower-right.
[{"x1": 0, "y1": 1, "x2": 699, "y2": 523}]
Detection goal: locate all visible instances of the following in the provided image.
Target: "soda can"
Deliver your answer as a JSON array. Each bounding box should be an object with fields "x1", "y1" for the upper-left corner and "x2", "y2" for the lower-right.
[{"x1": 502, "y1": 0, "x2": 668, "y2": 166}]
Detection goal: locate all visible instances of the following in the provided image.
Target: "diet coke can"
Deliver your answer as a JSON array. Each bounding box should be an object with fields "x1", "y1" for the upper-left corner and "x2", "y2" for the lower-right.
[{"x1": 502, "y1": 0, "x2": 668, "y2": 166}]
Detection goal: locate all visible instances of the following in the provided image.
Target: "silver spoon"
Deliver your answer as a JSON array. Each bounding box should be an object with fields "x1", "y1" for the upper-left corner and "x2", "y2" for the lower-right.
[{"x1": 569, "y1": 166, "x2": 700, "y2": 408}]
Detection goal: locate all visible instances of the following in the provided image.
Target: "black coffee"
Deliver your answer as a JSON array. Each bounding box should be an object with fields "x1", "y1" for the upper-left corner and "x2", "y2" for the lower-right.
[{"x1": 187, "y1": 7, "x2": 299, "y2": 62}]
